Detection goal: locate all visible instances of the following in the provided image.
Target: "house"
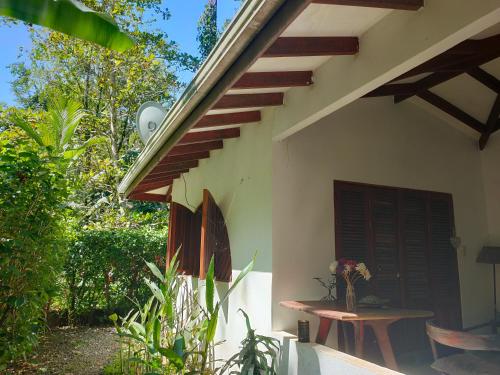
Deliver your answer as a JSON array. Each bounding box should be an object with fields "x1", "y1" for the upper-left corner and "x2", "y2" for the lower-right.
[{"x1": 119, "y1": 0, "x2": 500, "y2": 373}]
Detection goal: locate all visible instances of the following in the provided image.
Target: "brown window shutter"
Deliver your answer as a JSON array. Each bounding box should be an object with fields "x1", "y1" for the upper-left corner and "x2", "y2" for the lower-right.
[
  {"x1": 167, "y1": 202, "x2": 199, "y2": 276},
  {"x1": 428, "y1": 193, "x2": 462, "y2": 330},
  {"x1": 199, "y1": 189, "x2": 232, "y2": 282}
]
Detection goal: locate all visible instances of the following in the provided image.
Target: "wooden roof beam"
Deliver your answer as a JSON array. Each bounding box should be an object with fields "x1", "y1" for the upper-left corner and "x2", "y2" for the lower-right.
[
  {"x1": 397, "y1": 34, "x2": 500, "y2": 79},
  {"x1": 467, "y1": 68, "x2": 500, "y2": 94},
  {"x1": 159, "y1": 151, "x2": 210, "y2": 165},
  {"x1": 178, "y1": 128, "x2": 240, "y2": 145},
  {"x1": 143, "y1": 172, "x2": 185, "y2": 184},
  {"x1": 264, "y1": 37, "x2": 358, "y2": 57},
  {"x1": 150, "y1": 160, "x2": 199, "y2": 176},
  {"x1": 479, "y1": 95, "x2": 500, "y2": 150},
  {"x1": 417, "y1": 90, "x2": 485, "y2": 133},
  {"x1": 168, "y1": 141, "x2": 223, "y2": 156},
  {"x1": 194, "y1": 111, "x2": 261, "y2": 129},
  {"x1": 213, "y1": 93, "x2": 283, "y2": 109},
  {"x1": 128, "y1": 192, "x2": 167, "y2": 203},
  {"x1": 312, "y1": 0, "x2": 423, "y2": 10},
  {"x1": 233, "y1": 71, "x2": 313, "y2": 89},
  {"x1": 134, "y1": 180, "x2": 174, "y2": 193}
]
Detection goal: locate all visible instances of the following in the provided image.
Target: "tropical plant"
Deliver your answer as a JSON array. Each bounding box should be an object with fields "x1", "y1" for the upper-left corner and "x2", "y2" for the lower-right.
[
  {"x1": 0, "y1": 0, "x2": 134, "y2": 51},
  {"x1": 110, "y1": 252, "x2": 255, "y2": 374},
  {"x1": 13, "y1": 97, "x2": 104, "y2": 163},
  {"x1": 218, "y1": 310, "x2": 280, "y2": 375},
  {"x1": 0, "y1": 136, "x2": 69, "y2": 367}
]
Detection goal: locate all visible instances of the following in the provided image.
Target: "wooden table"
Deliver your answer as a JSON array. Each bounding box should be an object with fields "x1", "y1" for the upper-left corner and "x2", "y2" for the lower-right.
[{"x1": 280, "y1": 300, "x2": 434, "y2": 371}]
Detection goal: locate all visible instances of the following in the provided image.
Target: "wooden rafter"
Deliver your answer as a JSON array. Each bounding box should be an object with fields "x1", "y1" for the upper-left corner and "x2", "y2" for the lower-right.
[
  {"x1": 233, "y1": 71, "x2": 313, "y2": 89},
  {"x1": 194, "y1": 111, "x2": 261, "y2": 129},
  {"x1": 264, "y1": 37, "x2": 358, "y2": 57},
  {"x1": 134, "y1": 180, "x2": 174, "y2": 193},
  {"x1": 129, "y1": 192, "x2": 167, "y2": 202},
  {"x1": 150, "y1": 160, "x2": 199, "y2": 176},
  {"x1": 159, "y1": 151, "x2": 210, "y2": 165},
  {"x1": 213, "y1": 93, "x2": 283, "y2": 109},
  {"x1": 311, "y1": 0, "x2": 423, "y2": 10},
  {"x1": 168, "y1": 141, "x2": 224, "y2": 156},
  {"x1": 143, "y1": 172, "x2": 186, "y2": 184},
  {"x1": 417, "y1": 90, "x2": 485, "y2": 133},
  {"x1": 397, "y1": 34, "x2": 500, "y2": 80},
  {"x1": 479, "y1": 95, "x2": 500, "y2": 150},
  {"x1": 467, "y1": 67, "x2": 500, "y2": 94},
  {"x1": 178, "y1": 128, "x2": 240, "y2": 145}
]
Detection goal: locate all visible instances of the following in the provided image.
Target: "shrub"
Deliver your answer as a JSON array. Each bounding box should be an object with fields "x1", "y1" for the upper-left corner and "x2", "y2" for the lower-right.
[
  {"x1": 0, "y1": 138, "x2": 69, "y2": 366},
  {"x1": 63, "y1": 228, "x2": 167, "y2": 322}
]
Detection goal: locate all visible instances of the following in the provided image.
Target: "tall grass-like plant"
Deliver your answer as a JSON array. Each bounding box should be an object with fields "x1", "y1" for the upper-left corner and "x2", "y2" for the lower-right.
[{"x1": 110, "y1": 251, "x2": 255, "y2": 374}]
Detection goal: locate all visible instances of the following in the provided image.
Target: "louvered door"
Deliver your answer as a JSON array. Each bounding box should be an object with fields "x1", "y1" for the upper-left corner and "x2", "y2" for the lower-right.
[
  {"x1": 370, "y1": 189, "x2": 401, "y2": 306},
  {"x1": 428, "y1": 194, "x2": 462, "y2": 329},
  {"x1": 334, "y1": 181, "x2": 462, "y2": 360}
]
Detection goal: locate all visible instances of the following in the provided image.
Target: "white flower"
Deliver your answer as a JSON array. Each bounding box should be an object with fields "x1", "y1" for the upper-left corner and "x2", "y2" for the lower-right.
[
  {"x1": 362, "y1": 269, "x2": 372, "y2": 281},
  {"x1": 329, "y1": 261, "x2": 338, "y2": 274},
  {"x1": 355, "y1": 263, "x2": 367, "y2": 273}
]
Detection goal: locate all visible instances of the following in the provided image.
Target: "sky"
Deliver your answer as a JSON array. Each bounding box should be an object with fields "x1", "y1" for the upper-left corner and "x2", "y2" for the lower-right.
[{"x1": 0, "y1": 0, "x2": 242, "y2": 106}]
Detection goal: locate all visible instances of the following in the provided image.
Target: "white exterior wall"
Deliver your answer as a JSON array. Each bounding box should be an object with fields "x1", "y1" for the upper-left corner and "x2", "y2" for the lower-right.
[
  {"x1": 272, "y1": 97, "x2": 495, "y2": 340},
  {"x1": 171, "y1": 108, "x2": 274, "y2": 360},
  {"x1": 480, "y1": 132, "x2": 500, "y2": 308}
]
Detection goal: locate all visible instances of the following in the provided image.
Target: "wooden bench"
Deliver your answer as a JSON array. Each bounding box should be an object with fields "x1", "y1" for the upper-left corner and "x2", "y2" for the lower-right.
[{"x1": 426, "y1": 320, "x2": 500, "y2": 375}]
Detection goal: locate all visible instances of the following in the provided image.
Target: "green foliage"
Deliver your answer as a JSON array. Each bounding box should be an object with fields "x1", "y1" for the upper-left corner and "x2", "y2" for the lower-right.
[
  {"x1": 0, "y1": 136, "x2": 69, "y2": 366},
  {"x1": 62, "y1": 228, "x2": 167, "y2": 322},
  {"x1": 111, "y1": 253, "x2": 255, "y2": 374},
  {"x1": 197, "y1": 0, "x2": 218, "y2": 61},
  {"x1": 13, "y1": 97, "x2": 105, "y2": 162},
  {"x1": 219, "y1": 310, "x2": 280, "y2": 375},
  {"x1": 0, "y1": 0, "x2": 134, "y2": 51}
]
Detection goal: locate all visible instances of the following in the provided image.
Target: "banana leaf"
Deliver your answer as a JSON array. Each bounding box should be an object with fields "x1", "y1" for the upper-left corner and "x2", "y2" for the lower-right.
[{"x1": 0, "y1": 0, "x2": 134, "y2": 52}]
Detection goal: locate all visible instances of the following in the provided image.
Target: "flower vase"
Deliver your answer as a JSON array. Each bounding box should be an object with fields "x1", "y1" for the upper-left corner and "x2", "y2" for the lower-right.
[{"x1": 345, "y1": 282, "x2": 356, "y2": 312}]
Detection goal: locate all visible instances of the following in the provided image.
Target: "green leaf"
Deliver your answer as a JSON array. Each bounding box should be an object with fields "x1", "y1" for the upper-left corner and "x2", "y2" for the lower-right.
[
  {"x1": 220, "y1": 253, "x2": 256, "y2": 306},
  {"x1": 206, "y1": 313, "x2": 218, "y2": 343},
  {"x1": 239, "y1": 309, "x2": 252, "y2": 333},
  {"x1": 173, "y1": 336, "x2": 185, "y2": 359},
  {"x1": 206, "y1": 255, "x2": 215, "y2": 314},
  {"x1": 146, "y1": 260, "x2": 165, "y2": 283},
  {"x1": 153, "y1": 318, "x2": 161, "y2": 350},
  {"x1": 0, "y1": 0, "x2": 135, "y2": 52},
  {"x1": 144, "y1": 278, "x2": 165, "y2": 304},
  {"x1": 108, "y1": 313, "x2": 118, "y2": 322},
  {"x1": 158, "y1": 347, "x2": 184, "y2": 370}
]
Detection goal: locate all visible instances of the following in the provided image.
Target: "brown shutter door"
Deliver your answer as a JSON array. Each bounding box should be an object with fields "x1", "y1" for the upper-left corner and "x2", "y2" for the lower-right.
[
  {"x1": 370, "y1": 189, "x2": 401, "y2": 306},
  {"x1": 428, "y1": 194, "x2": 462, "y2": 329},
  {"x1": 399, "y1": 191, "x2": 432, "y2": 310},
  {"x1": 200, "y1": 189, "x2": 232, "y2": 282},
  {"x1": 334, "y1": 182, "x2": 370, "y2": 262}
]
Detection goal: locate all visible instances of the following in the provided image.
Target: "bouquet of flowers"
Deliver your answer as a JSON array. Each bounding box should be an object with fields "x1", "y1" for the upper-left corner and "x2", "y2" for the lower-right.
[{"x1": 332, "y1": 258, "x2": 371, "y2": 311}]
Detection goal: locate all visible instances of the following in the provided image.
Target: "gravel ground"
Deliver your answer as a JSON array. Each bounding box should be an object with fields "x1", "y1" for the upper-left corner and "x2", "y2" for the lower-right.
[{"x1": 6, "y1": 326, "x2": 120, "y2": 375}]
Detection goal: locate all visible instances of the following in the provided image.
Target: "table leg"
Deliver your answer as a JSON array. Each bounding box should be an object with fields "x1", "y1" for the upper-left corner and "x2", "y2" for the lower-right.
[
  {"x1": 352, "y1": 321, "x2": 365, "y2": 359},
  {"x1": 315, "y1": 318, "x2": 333, "y2": 345},
  {"x1": 368, "y1": 320, "x2": 398, "y2": 371}
]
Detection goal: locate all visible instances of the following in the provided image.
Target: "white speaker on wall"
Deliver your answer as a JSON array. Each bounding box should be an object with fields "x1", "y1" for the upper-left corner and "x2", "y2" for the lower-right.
[{"x1": 135, "y1": 101, "x2": 167, "y2": 144}]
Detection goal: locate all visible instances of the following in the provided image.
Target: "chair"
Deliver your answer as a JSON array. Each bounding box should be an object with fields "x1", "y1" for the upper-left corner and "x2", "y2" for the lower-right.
[{"x1": 426, "y1": 320, "x2": 500, "y2": 375}]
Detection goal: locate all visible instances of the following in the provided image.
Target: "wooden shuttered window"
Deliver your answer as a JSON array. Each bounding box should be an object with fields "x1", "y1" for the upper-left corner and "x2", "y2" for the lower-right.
[
  {"x1": 167, "y1": 202, "x2": 201, "y2": 276},
  {"x1": 200, "y1": 189, "x2": 232, "y2": 282},
  {"x1": 334, "y1": 181, "x2": 462, "y2": 330},
  {"x1": 167, "y1": 189, "x2": 232, "y2": 282}
]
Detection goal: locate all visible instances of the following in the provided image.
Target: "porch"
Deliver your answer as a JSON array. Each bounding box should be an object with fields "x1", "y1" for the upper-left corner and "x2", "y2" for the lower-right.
[{"x1": 271, "y1": 96, "x2": 500, "y2": 374}]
